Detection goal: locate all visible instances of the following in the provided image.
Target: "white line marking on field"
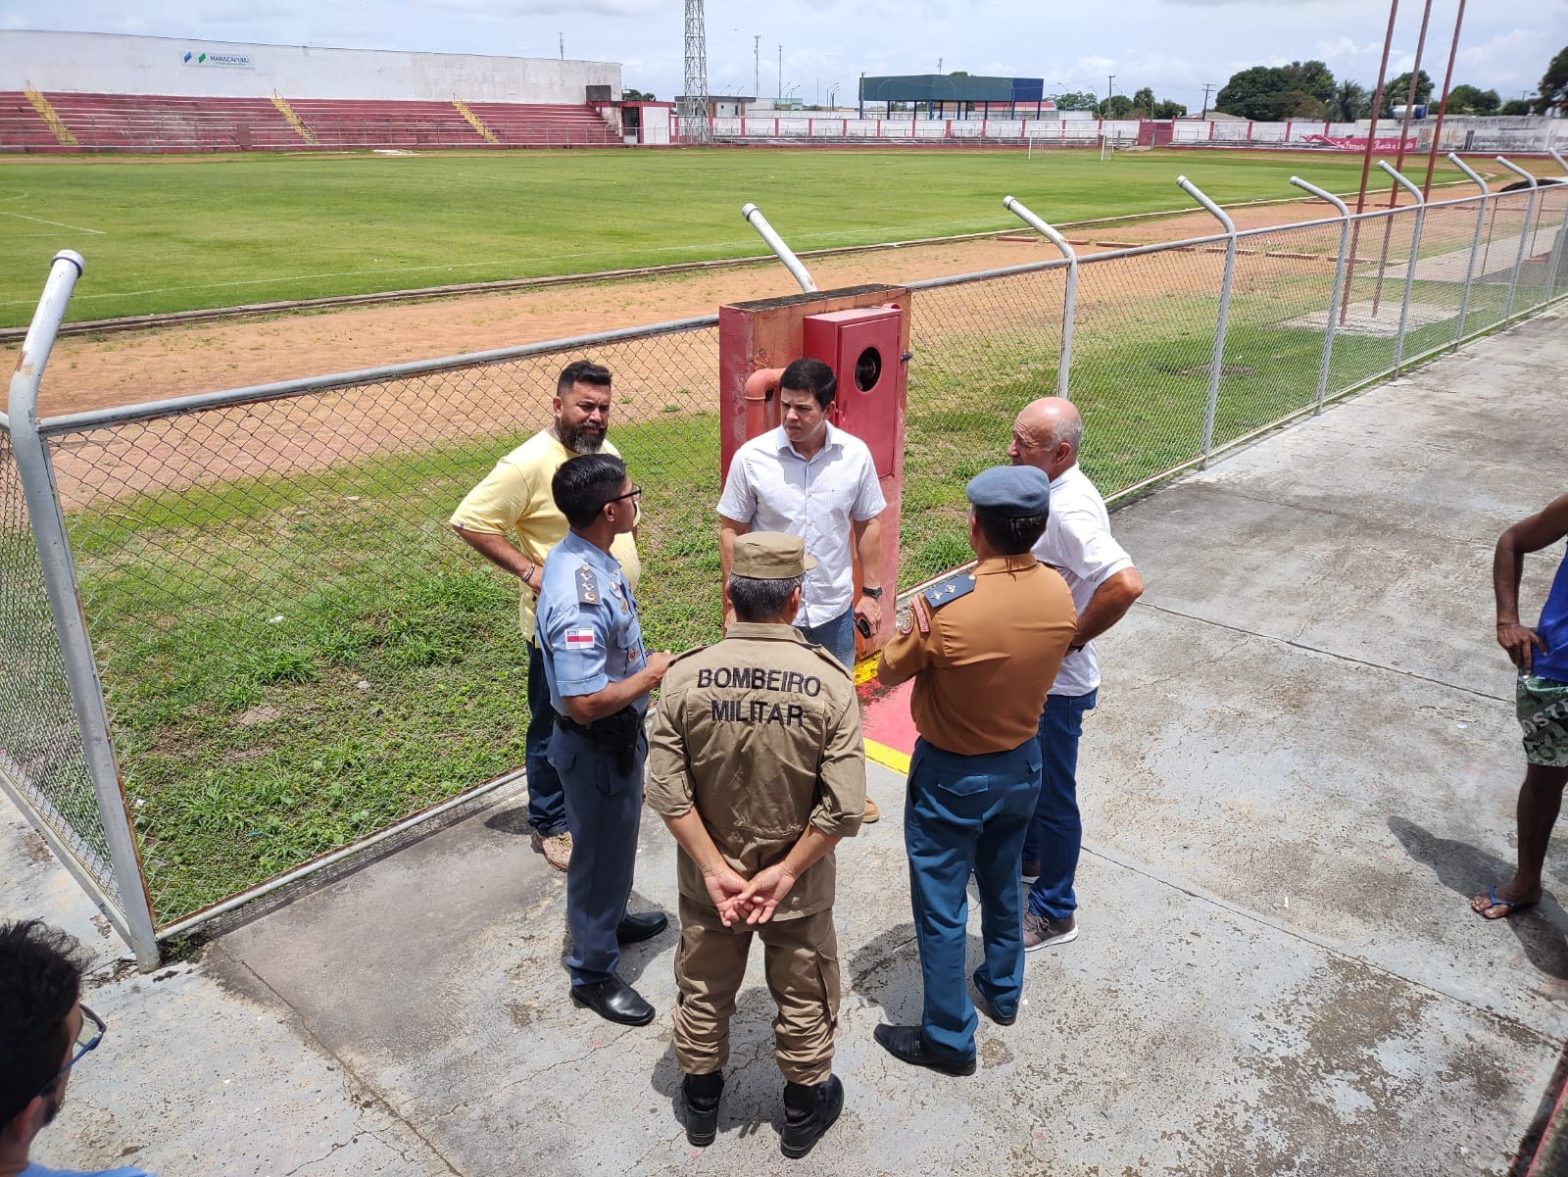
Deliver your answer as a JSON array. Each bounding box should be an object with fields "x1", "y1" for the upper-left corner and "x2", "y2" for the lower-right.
[
  {"x1": 0, "y1": 191, "x2": 30, "y2": 204},
  {"x1": 0, "y1": 211, "x2": 106, "y2": 235}
]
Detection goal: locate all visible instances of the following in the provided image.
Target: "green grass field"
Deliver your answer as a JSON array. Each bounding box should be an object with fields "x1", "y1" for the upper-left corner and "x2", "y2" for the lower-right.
[{"x1": 0, "y1": 147, "x2": 1401, "y2": 327}]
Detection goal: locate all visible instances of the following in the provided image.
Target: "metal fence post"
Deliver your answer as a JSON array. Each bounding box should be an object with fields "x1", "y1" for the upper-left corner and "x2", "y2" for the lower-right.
[
  {"x1": 1544, "y1": 151, "x2": 1568, "y2": 298},
  {"x1": 739, "y1": 203, "x2": 817, "y2": 293},
  {"x1": 1446, "y1": 153, "x2": 1489, "y2": 346},
  {"x1": 1176, "y1": 176, "x2": 1236, "y2": 466},
  {"x1": 1494, "y1": 157, "x2": 1539, "y2": 321},
  {"x1": 7, "y1": 252, "x2": 161, "y2": 969},
  {"x1": 1288, "y1": 177, "x2": 1351, "y2": 413},
  {"x1": 1377, "y1": 162, "x2": 1427, "y2": 374},
  {"x1": 1002, "y1": 195, "x2": 1077, "y2": 399}
]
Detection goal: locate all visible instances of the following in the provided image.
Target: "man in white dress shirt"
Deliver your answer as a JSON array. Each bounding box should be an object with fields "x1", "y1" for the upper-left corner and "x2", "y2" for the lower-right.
[
  {"x1": 1008, "y1": 397, "x2": 1144, "y2": 949},
  {"x1": 718, "y1": 357, "x2": 887, "y2": 822}
]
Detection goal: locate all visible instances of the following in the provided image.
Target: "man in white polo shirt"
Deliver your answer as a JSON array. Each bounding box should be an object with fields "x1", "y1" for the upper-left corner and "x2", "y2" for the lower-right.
[
  {"x1": 718, "y1": 357, "x2": 886, "y2": 822},
  {"x1": 1008, "y1": 397, "x2": 1143, "y2": 950}
]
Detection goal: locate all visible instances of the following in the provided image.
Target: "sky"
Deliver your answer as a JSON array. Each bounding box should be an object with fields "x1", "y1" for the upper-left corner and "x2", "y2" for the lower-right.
[{"x1": 4, "y1": 0, "x2": 1564, "y2": 112}]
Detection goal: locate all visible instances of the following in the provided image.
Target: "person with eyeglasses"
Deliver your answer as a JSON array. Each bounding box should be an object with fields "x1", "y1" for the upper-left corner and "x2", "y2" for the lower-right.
[
  {"x1": 450, "y1": 359, "x2": 641, "y2": 875},
  {"x1": 0, "y1": 920, "x2": 150, "y2": 1177},
  {"x1": 535, "y1": 453, "x2": 673, "y2": 1026}
]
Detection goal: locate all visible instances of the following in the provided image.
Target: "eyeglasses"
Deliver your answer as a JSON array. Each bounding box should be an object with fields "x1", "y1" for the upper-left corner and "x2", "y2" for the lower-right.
[
  {"x1": 41, "y1": 1005, "x2": 105, "y2": 1095},
  {"x1": 607, "y1": 487, "x2": 642, "y2": 504}
]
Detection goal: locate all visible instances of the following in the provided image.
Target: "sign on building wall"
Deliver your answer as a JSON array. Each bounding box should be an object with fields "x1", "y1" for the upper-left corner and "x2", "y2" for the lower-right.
[{"x1": 182, "y1": 49, "x2": 255, "y2": 69}]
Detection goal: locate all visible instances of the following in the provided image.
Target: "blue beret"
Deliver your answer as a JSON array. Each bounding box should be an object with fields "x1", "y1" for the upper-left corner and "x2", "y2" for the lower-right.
[{"x1": 965, "y1": 465, "x2": 1051, "y2": 517}]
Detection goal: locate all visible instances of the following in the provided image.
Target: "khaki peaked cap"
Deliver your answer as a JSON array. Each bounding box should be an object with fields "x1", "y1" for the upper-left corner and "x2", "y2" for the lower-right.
[{"x1": 732, "y1": 532, "x2": 819, "y2": 580}]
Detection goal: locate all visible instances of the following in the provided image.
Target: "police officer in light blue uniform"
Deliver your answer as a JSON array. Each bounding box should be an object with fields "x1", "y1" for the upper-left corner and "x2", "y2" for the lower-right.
[{"x1": 536, "y1": 453, "x2": 673, "y2": 1026}]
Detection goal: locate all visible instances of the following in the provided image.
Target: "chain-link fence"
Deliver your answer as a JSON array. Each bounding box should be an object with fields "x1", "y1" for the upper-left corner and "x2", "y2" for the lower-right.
[{"x1": 4, "y1": 172, "x2": 1564, "y2": 958}]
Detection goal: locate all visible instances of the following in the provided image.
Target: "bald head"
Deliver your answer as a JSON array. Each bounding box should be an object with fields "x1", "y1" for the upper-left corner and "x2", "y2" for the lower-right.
[{"x1": 1009, "y1": 397, "x2": 1083, "y2": 479}]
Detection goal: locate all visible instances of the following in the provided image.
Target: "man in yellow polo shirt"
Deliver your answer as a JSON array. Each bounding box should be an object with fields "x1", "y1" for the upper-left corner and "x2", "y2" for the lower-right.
[{"x1": 450, "y1": 360, "x2": 641, "y2": 872}]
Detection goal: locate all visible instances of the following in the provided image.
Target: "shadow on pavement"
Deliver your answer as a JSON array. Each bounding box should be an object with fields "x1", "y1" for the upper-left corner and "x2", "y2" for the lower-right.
[{"x1": 1388, "y1": 815, "x2": 1568, "y2": 980}]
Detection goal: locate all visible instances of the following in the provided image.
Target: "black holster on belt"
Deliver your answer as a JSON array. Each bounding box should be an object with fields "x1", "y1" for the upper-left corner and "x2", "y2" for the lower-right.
[{"x1": 555, "y1": 706, "x2": 641, "y2": 775}]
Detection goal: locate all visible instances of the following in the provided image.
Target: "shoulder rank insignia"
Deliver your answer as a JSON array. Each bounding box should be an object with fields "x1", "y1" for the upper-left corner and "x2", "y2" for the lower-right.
[
  {"x1": 923, "y1": 573, "x2": 976, "y2": 611},
  {"x1": 575, "y1": 564, "x2": 600, "y2": 606}
]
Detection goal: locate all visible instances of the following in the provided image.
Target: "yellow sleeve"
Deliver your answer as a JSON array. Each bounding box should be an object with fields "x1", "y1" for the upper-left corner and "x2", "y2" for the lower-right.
[{"x1": 450, "y1": 453, "x2": 536, "y2": 536}]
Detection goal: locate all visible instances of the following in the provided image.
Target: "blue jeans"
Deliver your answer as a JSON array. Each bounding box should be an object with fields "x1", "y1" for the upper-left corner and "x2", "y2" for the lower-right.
[
  {"x1": 526, "y1": 639, "x2": 568, "y2": 836},
  {"x1": 1023, "y1": 689, "x2": 1097, "y2": 920},
  {"x1": 904, "y1": 736, "x2": 1043, "y2": 1062},
  {"x1": 798, "y1": 608, "x2": 856, "y2": 671}
]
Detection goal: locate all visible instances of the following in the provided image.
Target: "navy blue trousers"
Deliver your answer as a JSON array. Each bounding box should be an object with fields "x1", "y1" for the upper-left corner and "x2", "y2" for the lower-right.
[
  {"x1": 525, "y1": 639, "x2": 568, "y2": 836},
  {"x1": 904, "y1": 736, "x2": 1043, "y2": 1061},
  {"x1": 549, "y1": 724, "x2": 647, "y2": 986}
]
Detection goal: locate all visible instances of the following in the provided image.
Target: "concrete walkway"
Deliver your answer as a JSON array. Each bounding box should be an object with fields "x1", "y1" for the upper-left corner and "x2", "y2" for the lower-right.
[{"x1": 7, "y1": 307, "x2": 1567, "y2": 1176}]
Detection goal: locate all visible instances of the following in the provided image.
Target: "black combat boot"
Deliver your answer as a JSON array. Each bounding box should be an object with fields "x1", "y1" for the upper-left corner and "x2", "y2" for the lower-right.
[
  {"x1": 681, "y1": 1071, "x2": 724, "y2": 1147},
  {"x1": 780, "y1": 1074, "x2": 844, "y2": 1159}
]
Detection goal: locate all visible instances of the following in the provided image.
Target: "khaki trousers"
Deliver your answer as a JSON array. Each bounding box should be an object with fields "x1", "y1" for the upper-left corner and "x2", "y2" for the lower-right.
[{"x1": 673, "y1": 894, "x2": 841, "y2": 1086}]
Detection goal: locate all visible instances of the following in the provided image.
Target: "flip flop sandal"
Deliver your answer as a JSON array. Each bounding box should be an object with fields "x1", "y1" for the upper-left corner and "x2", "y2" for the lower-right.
[{"x1": 1476, "y1": 885, "x2": 1538, "y2": 920}]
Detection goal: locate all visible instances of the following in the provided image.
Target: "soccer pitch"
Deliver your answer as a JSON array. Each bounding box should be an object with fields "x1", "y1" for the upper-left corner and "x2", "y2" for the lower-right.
[{"x1": 0, "y1": 147, "x2": 1399, "y2": 327}]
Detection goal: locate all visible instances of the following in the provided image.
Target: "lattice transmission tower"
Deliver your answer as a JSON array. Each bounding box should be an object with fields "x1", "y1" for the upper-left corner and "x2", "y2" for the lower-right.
[{"x1": 680, "y1": 0, "x2": 710, "y2": 143}]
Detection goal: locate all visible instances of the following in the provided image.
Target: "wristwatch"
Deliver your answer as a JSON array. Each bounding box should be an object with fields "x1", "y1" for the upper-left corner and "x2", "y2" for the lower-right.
[{"x1": 861, "y1": 586, "x2": 884, "y2": 600}]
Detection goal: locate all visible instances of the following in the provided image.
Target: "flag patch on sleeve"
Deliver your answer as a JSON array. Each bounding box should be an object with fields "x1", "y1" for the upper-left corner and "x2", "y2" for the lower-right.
[{"x1": 565, "y1": 628, "x2": 597, "y2": 649}]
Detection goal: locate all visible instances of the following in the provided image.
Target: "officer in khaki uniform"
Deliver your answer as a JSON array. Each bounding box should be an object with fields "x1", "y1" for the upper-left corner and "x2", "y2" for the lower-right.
[
  {"x1": 646, "y1": 532, "x2": 865, "y2": 1160},
  {"x1": 874, "y1": 466, "x2": 1077, "y2": 1076}
]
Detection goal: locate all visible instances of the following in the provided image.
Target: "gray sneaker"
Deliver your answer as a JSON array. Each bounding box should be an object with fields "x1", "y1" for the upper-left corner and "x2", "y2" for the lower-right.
[{"x1": 1023, "y1": 911, "x2": 1078, "y2": 952}]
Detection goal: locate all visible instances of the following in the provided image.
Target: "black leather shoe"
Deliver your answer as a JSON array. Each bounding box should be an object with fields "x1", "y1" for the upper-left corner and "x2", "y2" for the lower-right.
[
  {"x1": 972, "y1": 970, "x2": 1017, "y2": 1026},
  {"x1": 780, "y1": 1074, "x2": 844, "y2": 1159},
  {"x1": 616, "y1": 910, "x2": 669, "y2": 944},
  {"x1": 682, "y1": 1071, "x2": 723, "y2": 1147},
  {"x1": 873, "y1": 1024, "x2": 976, "y2": 1076},
  {"x1": 570, "y1": 976, "x2": 655, "y2": 1026}
]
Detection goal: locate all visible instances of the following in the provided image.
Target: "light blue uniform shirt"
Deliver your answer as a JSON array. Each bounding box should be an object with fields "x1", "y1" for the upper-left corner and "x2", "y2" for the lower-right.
[{"x1": 536, "y1": 529, "x2": 649, "y2": 714}]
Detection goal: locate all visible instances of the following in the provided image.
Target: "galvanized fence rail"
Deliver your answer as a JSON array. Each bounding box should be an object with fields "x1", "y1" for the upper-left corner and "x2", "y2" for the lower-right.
[{"x1": 3, "y1": 162, "x2": 1564, "y2": 963}]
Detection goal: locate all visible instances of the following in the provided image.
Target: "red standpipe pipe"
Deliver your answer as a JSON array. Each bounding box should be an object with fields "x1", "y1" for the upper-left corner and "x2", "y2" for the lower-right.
[
  {"x1": 1342, "y1": 0, "x2": 1402, "y2": 325},
  {"x1": 743, "y1": 366, "x2": 783, "y2": 437},
  {"x1": 1372, "y1": 0, "x2": 1435, "y2": 316}
]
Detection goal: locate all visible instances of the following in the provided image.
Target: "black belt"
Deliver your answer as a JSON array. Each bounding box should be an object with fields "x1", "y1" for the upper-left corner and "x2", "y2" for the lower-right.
[{"x1": 554, "y1": 706, "x2": 642, "y2": 773}]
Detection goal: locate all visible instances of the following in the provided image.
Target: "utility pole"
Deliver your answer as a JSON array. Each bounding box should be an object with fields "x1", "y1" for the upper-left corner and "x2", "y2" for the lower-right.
[
  {"x1": 938, "y1": 57, "x2": 943, "y2": 74},
  {"x1": 754, "y1": 35, "x2": 760, "y2": 99},
  {"x1": 558, "y1": 33, "x2": 564, "y2": 59},
  {"x1": 1200, "y1": 82, "x2": 1215, "y2": 118},
  {"x1": 778, "y1": 44, "x2": 782, "y2": 103},
  {"x1": 1107, "y1": 74, "x2": 1115, "y2": 108}
]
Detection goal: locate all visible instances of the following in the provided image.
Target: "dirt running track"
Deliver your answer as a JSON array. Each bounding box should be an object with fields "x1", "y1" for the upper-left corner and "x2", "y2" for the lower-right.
[{"x1": 13, "y1": 199, "x2": 1351, "y2": 417}]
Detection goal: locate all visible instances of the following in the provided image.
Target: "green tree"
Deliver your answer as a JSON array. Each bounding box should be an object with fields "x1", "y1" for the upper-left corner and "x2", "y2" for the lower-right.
[
  {"x1": 1385, "y1": 69, "x2": 1434, "y2": 111},
  {"x1": 1444, "y1": 84, "x2": 1500, "y2": 115},
  {"x1": 621, "y1": 88, "x2": 655, "y2": 102},
  {"x1": 1054, "y1": 89, "x2": 1100, "y2": 111},
  {"x1": 1153, "y1": 99, "x2": 1187, "y2": 118},
  {"x1": 1131, "y1": 86, "x2": 1156, "y2": 116},
  {"x1": 1098, "y1": 94, "x2": 1134, "y2": 118},
  {"x1": 1500, "y1": 99, "x2": 1533, "y2": 116},
  {"x1": 1331, "y1": 80, "x2": 1368, "y2": 120},
  {"x1": 1216, "y1": 60, "x2": 1337, "y2": 121},
  {"x1": 1281, "y1": 60, "x2": 1336, "y2": 104},
  {"x1": 1536, "y1": 45, "x2": 1568, "y2": 113}
]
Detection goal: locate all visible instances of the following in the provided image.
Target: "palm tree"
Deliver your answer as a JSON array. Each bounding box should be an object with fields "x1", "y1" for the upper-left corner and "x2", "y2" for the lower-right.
[{"x1": 1331, "y1": 80, "x2": 1367, "y2": 122}]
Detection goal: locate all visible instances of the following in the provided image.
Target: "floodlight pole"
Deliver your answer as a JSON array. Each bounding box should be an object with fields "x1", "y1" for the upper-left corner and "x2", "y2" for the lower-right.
[
  {"x1": 1177, "y1": 175, "x2": 1236, "y2": 466},
  {"x1": 739, "y1": 203, "x2": 817, "y2": 292},
  {"x1": 1002, "y1": 195, "x2": 1078, "y2": 398},
  {"x1": 1289, "y1": 177, "x2": 1351, "y2": 412}
]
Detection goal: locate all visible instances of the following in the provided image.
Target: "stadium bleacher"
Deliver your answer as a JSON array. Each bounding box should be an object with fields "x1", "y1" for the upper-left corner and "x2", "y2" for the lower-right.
[{"x1": 0, "y1": 92, "x2": 623, "y2": 152}]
